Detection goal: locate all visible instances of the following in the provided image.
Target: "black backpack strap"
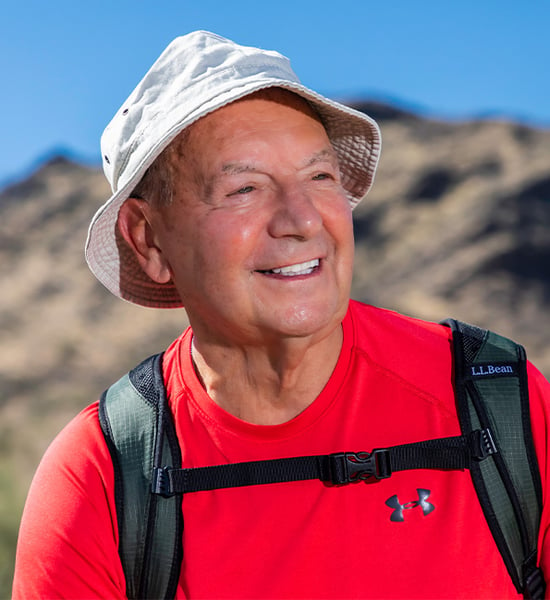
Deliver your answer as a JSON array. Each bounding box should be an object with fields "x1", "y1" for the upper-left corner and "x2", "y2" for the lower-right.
[
  {"x1": 153, "y1": 430, "x2": 495, "y2": 495},
  {"x1": 98, "y1": 353, "x2": 183, "y2": 600},
  {"x1": 442, "y1": 319, "x2": 545, "y2": 599}
]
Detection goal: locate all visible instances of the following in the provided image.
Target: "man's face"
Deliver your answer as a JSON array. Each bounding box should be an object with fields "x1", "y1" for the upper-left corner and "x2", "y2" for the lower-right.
[{"x1": 147, "y1": 90, "x2": 355, "y2": 346}]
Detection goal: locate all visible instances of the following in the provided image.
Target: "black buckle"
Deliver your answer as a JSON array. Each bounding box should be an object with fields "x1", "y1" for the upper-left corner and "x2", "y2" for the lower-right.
[
  {"x1": 471, "y1": 428, "x2": 498, "y2": 461},
  {"x1": 152, "y1": 466, "x2": 175, "y2": 497},
  {"x1": 524, "y1": 567, "x2": 546, "y2": 600},
  {"x1": 523, "y1": 552, "x2": 546, "y2": 600},
  {"x1": 328, "y1": 450, "x2": 392, "y2": 485}
]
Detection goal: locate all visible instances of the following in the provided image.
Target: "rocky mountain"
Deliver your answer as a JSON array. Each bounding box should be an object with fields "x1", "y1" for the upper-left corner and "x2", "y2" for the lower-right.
[
  {"x1": 1, "y1": 103, "x2": 549, "y2": 592},
  {"x1": 349, "y1": 102, "x2": 549, "y2": 369}
]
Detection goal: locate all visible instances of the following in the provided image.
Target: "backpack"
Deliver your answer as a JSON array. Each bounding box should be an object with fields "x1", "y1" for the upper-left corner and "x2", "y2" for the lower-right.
[{"x1": 98, "y1": 319, "x2": 545, "y2": 600}]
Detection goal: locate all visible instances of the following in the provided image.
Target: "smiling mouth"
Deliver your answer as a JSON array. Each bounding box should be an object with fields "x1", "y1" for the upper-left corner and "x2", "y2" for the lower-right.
[{"x1": 260, "y1": 259, "x2": 320, "y2": 277}]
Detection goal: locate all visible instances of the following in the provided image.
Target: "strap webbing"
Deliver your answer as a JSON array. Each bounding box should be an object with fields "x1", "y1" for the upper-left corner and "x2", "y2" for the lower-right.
[{"x1": 153, "y1": 429, "x2": 496, "y2": 496}]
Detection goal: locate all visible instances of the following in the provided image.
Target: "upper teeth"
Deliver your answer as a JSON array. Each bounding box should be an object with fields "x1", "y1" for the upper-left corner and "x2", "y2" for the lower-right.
[{"x1": 270, "y1": 259, "x2": 319, "y2": 276}]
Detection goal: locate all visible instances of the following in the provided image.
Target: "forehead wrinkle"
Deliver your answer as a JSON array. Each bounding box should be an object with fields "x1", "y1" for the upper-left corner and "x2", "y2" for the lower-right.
[{"x1": 219, "y1": 147, "x2": 338, "y2": 178}]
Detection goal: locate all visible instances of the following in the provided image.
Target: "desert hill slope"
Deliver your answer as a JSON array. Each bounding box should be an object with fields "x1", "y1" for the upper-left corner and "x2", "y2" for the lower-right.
[
  {"x1": 349, "y1": 102, "x2": 550, "y2": 370},
  {"x1": 0, "y1": 102, "x2": 549, "y2": 592}
]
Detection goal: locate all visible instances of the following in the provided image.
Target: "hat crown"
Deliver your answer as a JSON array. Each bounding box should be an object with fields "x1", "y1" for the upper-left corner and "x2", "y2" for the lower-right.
[{"x1": 101, "y1": 31, "x2": 299, "y2": 194}]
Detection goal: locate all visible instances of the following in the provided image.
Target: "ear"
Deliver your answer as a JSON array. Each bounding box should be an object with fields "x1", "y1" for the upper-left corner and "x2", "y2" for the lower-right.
[{"x1": 117, "y1": 197, "x2": 172, "y2": 284}]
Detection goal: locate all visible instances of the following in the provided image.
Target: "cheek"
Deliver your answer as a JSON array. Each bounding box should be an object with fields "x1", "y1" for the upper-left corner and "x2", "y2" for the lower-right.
[
  {"x1": 328, "y1": 205, "x2": 355, "y2": 285},
  {"x1": 193, "y1": 216, "x2": 259, "y2": 280},
  {"x1": 327, "y1": 201, "x2": 354, "y2": 252}
]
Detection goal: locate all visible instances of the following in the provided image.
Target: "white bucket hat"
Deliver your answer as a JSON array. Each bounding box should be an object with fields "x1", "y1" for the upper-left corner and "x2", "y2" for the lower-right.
[{"x1": 85, "y1": 30, "x2": 382, "y2": 308}]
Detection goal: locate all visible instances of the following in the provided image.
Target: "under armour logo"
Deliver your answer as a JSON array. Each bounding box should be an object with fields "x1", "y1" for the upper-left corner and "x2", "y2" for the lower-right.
[{"x1": 385, "y1": 489, "x2": 435, "y2": 522}]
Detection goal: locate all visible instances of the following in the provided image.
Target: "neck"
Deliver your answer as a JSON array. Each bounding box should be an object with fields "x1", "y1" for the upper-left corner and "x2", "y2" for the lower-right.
[{"x1": 190, "y1": 326, "x2": 343, "y2": 425}]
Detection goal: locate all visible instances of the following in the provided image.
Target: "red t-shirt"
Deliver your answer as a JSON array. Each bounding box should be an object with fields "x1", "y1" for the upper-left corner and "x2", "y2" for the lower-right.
[{"x1": 13, "y1": 301, "x2": 550, "y2": 598}]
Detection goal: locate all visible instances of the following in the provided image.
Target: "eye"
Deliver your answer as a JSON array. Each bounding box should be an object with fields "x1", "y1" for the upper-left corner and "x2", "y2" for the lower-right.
[
  {"x1": 228, "y1": 185, "x2": 255, "y2": 196},
  {"x1": 312, "y1": 172, "x2": 333, "y2": 181}
]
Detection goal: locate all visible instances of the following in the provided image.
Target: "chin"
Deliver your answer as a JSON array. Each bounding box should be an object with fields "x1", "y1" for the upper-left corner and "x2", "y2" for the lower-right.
[{"x1": 271, "y1": 303, "x2": 344, "y2": 339}]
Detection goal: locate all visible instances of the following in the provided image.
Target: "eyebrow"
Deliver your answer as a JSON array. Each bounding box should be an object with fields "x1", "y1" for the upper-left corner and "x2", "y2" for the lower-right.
[
  {"x1": 221, "y1": 163, "x2": 257, "y2": 175},
  {"x1": 304, "y1": 148, "x2": 339, "y2": 168}
]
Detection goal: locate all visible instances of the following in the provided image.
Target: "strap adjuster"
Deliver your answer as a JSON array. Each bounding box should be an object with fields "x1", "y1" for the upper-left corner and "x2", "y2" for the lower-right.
[
  {"x1": 152, "y1": 466, "x2": 175, "y2": 497},
  {"x1": 523, "y1": 552, "x2": 546, "y2": 599},
  {"x1": 471, "y1": 428, "x2": 498, "y2": 461},
  {"x1": 328, "y1": 449, "x2": 392, "y2": 485}
]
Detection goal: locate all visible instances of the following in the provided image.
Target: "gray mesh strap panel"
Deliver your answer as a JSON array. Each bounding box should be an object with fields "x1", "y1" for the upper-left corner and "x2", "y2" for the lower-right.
[
  {"x1": 443, "y1": 319, "x2": 543, "y2": 598},
  {"x1": 99, "y1": 353, "x2": 183, "y2": 600}
]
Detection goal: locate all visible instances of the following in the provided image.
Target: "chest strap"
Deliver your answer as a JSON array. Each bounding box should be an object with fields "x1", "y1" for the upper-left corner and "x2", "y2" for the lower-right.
[{"x1": 152, "y1": 428, "x2": 496, "y2": 496}]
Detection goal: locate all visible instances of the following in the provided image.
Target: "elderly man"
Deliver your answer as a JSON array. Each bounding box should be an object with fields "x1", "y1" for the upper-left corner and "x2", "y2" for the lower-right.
[{"x1": 13, "y1": 31, "x2": 550, "y2": 599}]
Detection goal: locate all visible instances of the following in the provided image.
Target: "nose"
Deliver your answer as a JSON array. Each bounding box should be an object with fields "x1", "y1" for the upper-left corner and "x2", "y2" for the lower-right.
[{"x1": 267, "y1": 186, "x2": 323, "y2": 240}]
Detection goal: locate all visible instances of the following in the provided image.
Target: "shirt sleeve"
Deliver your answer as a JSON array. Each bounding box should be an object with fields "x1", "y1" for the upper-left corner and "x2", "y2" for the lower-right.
[{"x1": 12, "y1": 402, "x2": 126, "y2": 600}]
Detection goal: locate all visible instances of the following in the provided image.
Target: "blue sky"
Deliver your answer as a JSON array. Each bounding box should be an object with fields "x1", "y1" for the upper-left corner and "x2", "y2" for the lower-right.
[{"x1": 1, "y1": 1, "x2": 548, "y2": 187}]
